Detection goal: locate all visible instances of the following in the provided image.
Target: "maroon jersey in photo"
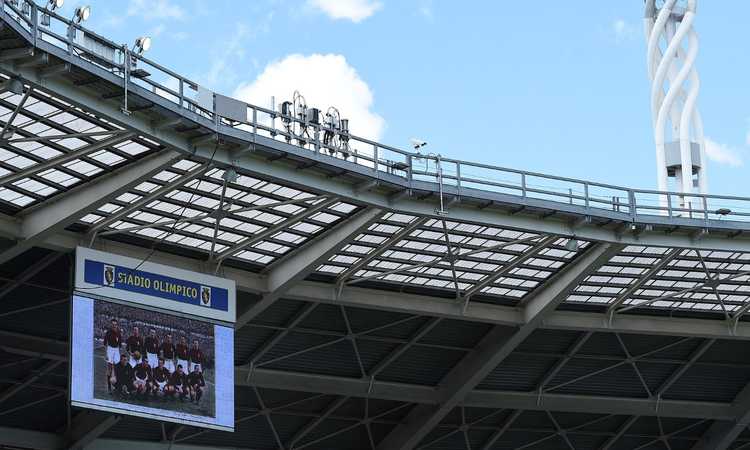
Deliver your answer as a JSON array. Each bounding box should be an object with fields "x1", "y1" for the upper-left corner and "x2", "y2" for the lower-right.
[
  {"x1": 176, "y1": 343, "x2": 189, "y2": 360},
  {"x1": 134, "y1": 362, "x2": 152, "y2": 381},
  {"x1": 113, "y1": 361, "x2": 132, "y2": 385},
  {"x1": 144, "y1": 336, "x2": 159, "y2": 354},
  {"x1": 169, "y1": 372, "x2": 186, "y2": 387},
  {"x1": 189, "y1": 347, "x2": 203, "y2": 364},
  {"x1": 104, "y1": 329, "x2": 121, "y2": 348},
  {"x1": 153, "y1": 366, "x2": 170, "y2": 383},
  {"x1": 126, "y1": 335, "x2": 143, "y2": 354},
  {"x1": 161, "y1": 342, "x2": 175, "y2": 359},
  {"x1": 187, "y1": 372, "x2": 205, "y2": 387}
]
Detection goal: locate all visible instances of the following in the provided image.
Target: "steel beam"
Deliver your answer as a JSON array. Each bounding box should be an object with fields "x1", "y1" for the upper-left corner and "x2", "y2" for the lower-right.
[
  {"x1": 2, "y1": 55, "x2": 749, "y2": 257},
  {"x1": 236, "y1": 207, "x2": 382, "y2": 327},
  {"x1": 240, "y1": 367, "x2": 732, "y2": 421},
  {"x1": 692, "y1": 385, "x2": 750, "y2": 449},
  {"x1": 87, "y1": 160, "x2": 209, "y2": 235},
  {"x1": 0, "y1": 251, "x2": 61, "y2": 300},
  {"x1": 68, "y1": 410, "x2": 121, "y2": 450},
  {"x1": 0, "y1": 219, "x2": 744, "y2": 341},
  {"x1": 0, "y1": 425, "x2": 62, "y2": 450},
  {"x1": 0, "y1": 359, "x2": 61, "y2": 405},
  {"x1": 0, "y1": 328, "x2": 734, "y2": 422},
  {"x1": 215, "y1": 197, "x2": 340, "y2": 262},
  {"x1": 375, "y1": 242, "x2": 624, "y2": 450},
  {"x1": 0, "y1": 149, "x2": 180, "y2": 265},
  {"x1": 337, "y1": 216, "x2": 426, "y2": 284}
]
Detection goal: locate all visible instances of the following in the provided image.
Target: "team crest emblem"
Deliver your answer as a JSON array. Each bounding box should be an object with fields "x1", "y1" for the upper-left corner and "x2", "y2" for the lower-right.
[
  {"x1": 200, "y1": 286, "x2": 211, "y2": 307},
  {"x1": 103, "y1": 265, "x2": 115, "y2": 286}
]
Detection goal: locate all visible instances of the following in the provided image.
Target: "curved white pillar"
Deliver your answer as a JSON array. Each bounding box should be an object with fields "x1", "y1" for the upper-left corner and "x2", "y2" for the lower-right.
[{"x1": 644, "y1": 0, "x2": 706, "y2": 206}]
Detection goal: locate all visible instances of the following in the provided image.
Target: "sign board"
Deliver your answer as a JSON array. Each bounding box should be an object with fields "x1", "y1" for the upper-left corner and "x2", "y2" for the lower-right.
[{"x1": 71, "y1": 247, "x2": 235, "y2": 431}]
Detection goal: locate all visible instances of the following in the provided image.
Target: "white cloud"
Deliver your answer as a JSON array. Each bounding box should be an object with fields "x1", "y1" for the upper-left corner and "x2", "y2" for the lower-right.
[
  {"x1": 612, "y1": 19, "x2": 638, "y2": 43},
  {"x1": 307, "y1": 0, "x2": 382, "y2": 23},
  {"x1": 705, "y1": 137, "x2": 744, "y2": 167},
  {"x1": 233, "y1": 54, "x2": 385, "y2": 140}
]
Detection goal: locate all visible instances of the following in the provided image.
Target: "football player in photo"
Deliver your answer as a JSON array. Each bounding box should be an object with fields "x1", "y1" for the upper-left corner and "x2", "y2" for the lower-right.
[
  {"x1": 187, "y1": 365, "x2": 206, "y2": 404},
  {"x1": 144, "y1": 328, "x2": 159, "y2": 368},
  {"x1": 160, "y1": 333, "x2": 176, "y2": 373},
  {"x1": 176, "y1": 335, "x2": 189, "y2": 374},
  {"x1": 188, "y1": 339, "x2": 203, "y2": 373},
  {"x1": 110, "y1": 354, "x2": 133, "y2": 397},
  {"x1": 125, "y1": 326, "x2": 143, "y2": 368},
  {"x1": 167, "y1": 364, "x2": 189, "y2": 401},
  {"x1": 103, "y1": 318, "x2": 122, "y2": 393},
  {"x1": 132, "y1": 354, "x2": 152, "y2": 398},
  {"x1": 151, "y1": 357, "x2": 170, "y2": 399}
]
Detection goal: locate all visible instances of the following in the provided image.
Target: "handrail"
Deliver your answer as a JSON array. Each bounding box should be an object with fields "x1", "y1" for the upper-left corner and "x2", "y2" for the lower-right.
[{"x1": 3, "y1": 0, "x2": 750, "y2": 226}]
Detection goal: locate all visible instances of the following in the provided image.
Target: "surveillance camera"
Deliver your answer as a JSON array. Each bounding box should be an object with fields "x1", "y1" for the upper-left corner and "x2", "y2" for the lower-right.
[{"x1": 410, "y1": 138, "x2": 427, "y2": 149}]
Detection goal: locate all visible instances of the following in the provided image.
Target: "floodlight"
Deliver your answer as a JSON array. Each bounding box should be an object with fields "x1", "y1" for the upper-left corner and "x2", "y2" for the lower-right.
[
  {"x1": 47, "y1": 0, "x2": 64, "y2": 10},
  {"x1": 1, "y1": 128, "x2": 14, "y2": 140},
  {"x1": 133, "y1": 36, "x2": 152, "y2": 54},
  {"x1": 410, "y1": 138, "x2": 427, "y2": 150},
  {"x1": 565, "y1": 239, "x2": 579, "y2": 252},
  {"x1": 73, "y1": 5, "x2": 90, "y2": 23}
]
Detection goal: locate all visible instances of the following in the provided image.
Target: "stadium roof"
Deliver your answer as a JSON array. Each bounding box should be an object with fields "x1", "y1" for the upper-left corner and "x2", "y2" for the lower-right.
[{"x1": 0, "y1": 2, "x2": 748, "y2": 449}]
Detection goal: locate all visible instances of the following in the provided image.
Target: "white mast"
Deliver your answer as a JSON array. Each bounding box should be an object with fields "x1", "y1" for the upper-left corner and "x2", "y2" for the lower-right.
[{"x1": 644, "y1": 0, "x2": 707, "y2": 206}]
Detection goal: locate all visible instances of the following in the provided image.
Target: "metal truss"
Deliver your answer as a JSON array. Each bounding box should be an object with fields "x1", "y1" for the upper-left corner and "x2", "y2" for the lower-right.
[{"x1": 0, "y1": 6, "x2": 749, "y2": 449}]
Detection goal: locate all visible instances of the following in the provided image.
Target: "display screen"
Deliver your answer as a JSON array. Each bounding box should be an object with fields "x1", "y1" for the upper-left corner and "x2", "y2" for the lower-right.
[{"x1": 71, "y1": 294, "x2": 235, "y2": 431}]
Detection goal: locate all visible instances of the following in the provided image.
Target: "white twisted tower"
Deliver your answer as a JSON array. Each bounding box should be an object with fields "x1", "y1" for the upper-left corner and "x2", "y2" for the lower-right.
[{"x1": 644, "y1": 0, "x2": 707, "y2": 200}]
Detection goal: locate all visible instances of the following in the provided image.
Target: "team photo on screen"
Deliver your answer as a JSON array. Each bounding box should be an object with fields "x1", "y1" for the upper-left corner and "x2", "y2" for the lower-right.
[{"x1": 93, "y1": 299, "x2": 216, "y2": 418}]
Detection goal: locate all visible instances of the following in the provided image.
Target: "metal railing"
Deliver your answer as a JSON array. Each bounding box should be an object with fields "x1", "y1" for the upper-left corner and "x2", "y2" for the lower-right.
[{"x1": 4, "y1": 0, "x2": 750, "y2": 226}]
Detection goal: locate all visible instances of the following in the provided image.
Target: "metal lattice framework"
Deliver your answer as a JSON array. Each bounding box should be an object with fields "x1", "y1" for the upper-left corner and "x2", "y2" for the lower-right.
[{"x1": 0, "y1": 1, "x2": 746, "y2": 449}]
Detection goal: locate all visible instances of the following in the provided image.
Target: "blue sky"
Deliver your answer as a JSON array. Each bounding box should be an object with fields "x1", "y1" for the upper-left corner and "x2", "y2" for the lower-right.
[{"x1": 54, "y1": 0, "x2": 750, "y2": 196}]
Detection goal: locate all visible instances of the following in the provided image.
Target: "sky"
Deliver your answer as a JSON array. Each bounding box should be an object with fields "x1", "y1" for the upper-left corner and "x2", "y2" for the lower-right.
[{"x1": 51, "y1": 0, "x2": 750, "y2": 197}]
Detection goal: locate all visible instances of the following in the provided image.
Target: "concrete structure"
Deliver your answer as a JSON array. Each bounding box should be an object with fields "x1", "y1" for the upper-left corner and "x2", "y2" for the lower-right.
[{"x1": 0, "y1": 1, "x2": 745, "y2": 449}]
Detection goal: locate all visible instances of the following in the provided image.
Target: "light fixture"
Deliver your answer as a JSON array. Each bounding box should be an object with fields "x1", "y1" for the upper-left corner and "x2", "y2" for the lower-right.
[
  {"x1": 133, "y1": 36, "x2": 152, "y2": 54},
  {"x1": 410, "y1": 138, "x2": 427, "y2": 150},
  {"x1": 73, "y1": 5, "x2": 90, "y2": 23},
  {"x1": 222, "y1": 168, "x2": 238, "y2": 184},
  {"x1": 565, "y1": 239, "x2": 579, "y2": 252},
  {"x1": 47, "y1": 0, "x2": 64, "y2": 10},
  {"x1": 1, "y1": 128, "x2": 14, "y2": 140}
]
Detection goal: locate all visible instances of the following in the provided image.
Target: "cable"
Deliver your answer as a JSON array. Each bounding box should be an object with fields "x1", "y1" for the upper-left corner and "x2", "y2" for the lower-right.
[{"x1": 77, "y1": 143, "x2": 221, "y2": 292}]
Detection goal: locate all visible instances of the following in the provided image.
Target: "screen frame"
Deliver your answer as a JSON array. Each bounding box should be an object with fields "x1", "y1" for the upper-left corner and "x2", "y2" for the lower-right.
[{"x1": 70, "y1": 292, "x2": 235, "y2": 432}]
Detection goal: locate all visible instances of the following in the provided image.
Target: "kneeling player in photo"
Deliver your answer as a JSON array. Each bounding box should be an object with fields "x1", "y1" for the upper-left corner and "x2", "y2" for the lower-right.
[
  {"x1": 110, "y1": 354, "x2": 133, "y2": 397},
  {"x1": 167, "y1": 364, "x2": 188, "y2": 401},
  {"x1": 150, "y1": 357, "x2": 170, "y2": 399},
  {"x1": 187, "y1": 366, "x2": 206, "y2": 404},
  {"x1": 132, "y1": 354, "x2": 152, "y2": 398}
]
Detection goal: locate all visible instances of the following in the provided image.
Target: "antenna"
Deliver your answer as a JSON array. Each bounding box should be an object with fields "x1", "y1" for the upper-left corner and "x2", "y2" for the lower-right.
[
  {"x1": 278, "y1": 91, "x2": 351, "y2": 159},
  {"x1": 644, "y1": 0, "x2": 707, "y2": 210}
]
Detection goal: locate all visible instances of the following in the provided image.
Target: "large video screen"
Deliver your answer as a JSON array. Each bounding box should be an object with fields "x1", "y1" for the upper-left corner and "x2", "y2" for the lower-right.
[{"x1": 71, "y1": 294, "x2": 234, "y2": 431}]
